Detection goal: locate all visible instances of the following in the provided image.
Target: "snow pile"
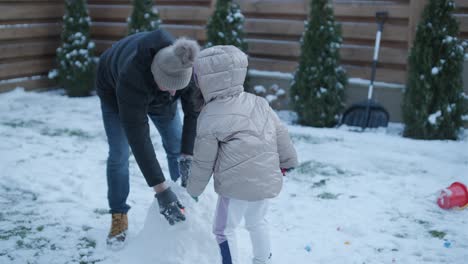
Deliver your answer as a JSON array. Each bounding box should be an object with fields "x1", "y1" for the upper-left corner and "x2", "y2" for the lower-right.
[{"x1": 106, "y1": 186, "x2": 219, "y2": 264}]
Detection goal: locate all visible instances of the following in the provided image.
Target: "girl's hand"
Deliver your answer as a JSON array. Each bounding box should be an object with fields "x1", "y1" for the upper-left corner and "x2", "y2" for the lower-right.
[{"x1": 281, "y1": 168, "x2": 294, "y2": 176}]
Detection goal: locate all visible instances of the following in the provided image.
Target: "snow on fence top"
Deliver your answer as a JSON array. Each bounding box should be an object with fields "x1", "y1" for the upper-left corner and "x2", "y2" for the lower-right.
[{"x1": 249, "y1": 69, "x2": 406, "y2": 90}]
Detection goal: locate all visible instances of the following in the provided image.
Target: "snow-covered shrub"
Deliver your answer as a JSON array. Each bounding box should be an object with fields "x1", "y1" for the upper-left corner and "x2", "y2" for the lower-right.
[
  {"x1": 290, "y1": 0, "x2": 347, "y2": 127},
  {"x1": 403, "y1": 0, "x2": 467, "y2": 140},
  {"x1": 127, "y1": 0, "x2": 161, "y2": 35},
  {"x1": 206, "y1": 0, "x2": 246, "y2": 50},
  {"x1": 205, "y1": 0, "x2": 252, "y2": 92},
  {"x1": 254, "y1": 84, "x2": 287, "y2": 106},
  {"x1": 51, "y1": 0, "x2": 96, "y2": 97}
]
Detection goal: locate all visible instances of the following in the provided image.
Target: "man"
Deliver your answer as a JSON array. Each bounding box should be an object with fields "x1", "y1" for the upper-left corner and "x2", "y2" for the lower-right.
[{"x1": 95, "y1": 29, "x2": 200, "y2": 249}]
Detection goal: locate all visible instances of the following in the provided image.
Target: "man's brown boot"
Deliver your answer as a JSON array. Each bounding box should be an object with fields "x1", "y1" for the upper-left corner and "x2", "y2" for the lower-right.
[{"x1": 106, "y1": 213, "x2": 128, "y2": 250}]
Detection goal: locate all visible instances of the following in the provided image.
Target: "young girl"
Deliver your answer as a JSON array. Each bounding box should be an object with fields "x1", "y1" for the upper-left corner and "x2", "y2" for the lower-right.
[{"x1": 187, "y1": 45, "x2": 298, "y2": 264}]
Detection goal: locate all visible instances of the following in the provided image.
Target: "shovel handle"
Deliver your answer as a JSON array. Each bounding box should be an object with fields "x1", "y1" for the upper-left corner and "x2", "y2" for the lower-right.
[
  {"x1": 376, "y1": 11, "x2": 388, "y2": 29},
  {"x1": 367, "y1": 11, "x2": 388, "y2": 100}
]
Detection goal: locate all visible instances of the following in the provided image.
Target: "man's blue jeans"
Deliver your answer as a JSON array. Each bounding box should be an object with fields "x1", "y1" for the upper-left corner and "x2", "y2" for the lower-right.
[{"x1": 100, "y1": 99, "x2": 182, "y2": 214}]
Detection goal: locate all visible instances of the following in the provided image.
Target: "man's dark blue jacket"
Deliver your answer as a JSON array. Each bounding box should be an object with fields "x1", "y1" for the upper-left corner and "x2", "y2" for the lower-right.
[{"x1": 96, "y1": 29, "x2": 199, "y2": 187}]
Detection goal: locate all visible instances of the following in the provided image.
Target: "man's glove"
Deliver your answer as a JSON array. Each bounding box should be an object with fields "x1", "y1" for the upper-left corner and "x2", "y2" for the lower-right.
[
  {"x1": 155, "y1": 187, "x2": 186, "y2": 225},
  {"x1": 178, "y1": 156, "x2": 193, "y2": 188}
]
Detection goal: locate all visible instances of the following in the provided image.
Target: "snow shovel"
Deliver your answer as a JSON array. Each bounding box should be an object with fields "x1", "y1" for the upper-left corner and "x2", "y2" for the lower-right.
[{"x1": 341, "y1": 11, "x2": 390, "y2": 129}]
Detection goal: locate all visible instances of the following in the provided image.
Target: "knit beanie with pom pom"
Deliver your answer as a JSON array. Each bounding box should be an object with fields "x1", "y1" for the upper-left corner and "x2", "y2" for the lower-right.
[{"x1": 151, "y1": 38, "x2": 200, "y2": 90}]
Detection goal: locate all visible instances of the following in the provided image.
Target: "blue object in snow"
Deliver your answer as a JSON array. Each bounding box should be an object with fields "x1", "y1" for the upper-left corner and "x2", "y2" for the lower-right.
[
  {"x1": 443, "y1": 240, "x2": 451, "y2": 248},
  {"x1": 304, "y1": 245, "x2": 312, "y2": 252}
]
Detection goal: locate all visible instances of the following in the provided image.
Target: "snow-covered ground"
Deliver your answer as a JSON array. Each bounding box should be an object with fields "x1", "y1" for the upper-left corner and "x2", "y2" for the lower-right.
[{"x1": 0, "y1": 89, "x2": 467, "y2": 264}]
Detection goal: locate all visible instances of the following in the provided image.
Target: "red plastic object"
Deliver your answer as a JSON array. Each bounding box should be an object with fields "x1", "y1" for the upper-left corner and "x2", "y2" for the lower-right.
[{"x1": 437, "y1": 182, "x2": 468, "y2": 209}]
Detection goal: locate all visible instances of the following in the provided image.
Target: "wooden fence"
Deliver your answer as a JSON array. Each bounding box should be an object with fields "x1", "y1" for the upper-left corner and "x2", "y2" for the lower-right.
[
  {"x1": 0, "y1": 0, "x2": 63, "y2": 92},
  {"x1": 0, "y1": 0, "x2": 467, "y2": 93},
  {"x1": 455, "y1": 0, "x2": 468, "y2": 41},
  {"x1": 244, "y1": 0, "x2": 410, "y2": 84},
  {"x1": 89, "y1": 0, "x2": 213, "y2": 54}
]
